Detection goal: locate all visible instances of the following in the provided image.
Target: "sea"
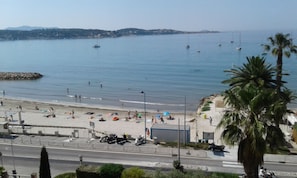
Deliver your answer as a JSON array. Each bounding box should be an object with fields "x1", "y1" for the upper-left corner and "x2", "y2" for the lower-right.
[{"x1": 1, "y1": 30, "x2": 297, "y2": 113}]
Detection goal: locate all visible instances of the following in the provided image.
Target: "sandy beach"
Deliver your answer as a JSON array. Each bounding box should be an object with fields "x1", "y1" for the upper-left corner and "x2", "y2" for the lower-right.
[{"x1": 0, "y1": 96, "x2": 226, "y2": 143}]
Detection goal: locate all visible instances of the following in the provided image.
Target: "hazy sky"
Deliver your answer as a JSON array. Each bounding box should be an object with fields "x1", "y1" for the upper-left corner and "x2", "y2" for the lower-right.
[{"x1": 1, "y1": 0, "x2": 296, "y2": 31}]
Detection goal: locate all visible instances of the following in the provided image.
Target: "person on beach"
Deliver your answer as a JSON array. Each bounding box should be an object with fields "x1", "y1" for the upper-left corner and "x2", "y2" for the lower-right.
[
  {"x1": 160, "y1": 117, "x2": 164, "y2": 124},
  {"x1": 209, "y1": 116, "x2": 213, "y2": 125},
  {"x1": 0, "y1": 101, "x2": 3, "y2": 106},
  {"x1": 128, "y1": 110, "x2": 131, "y2": 119},
  {"x1": 67, "y1": 88, "x2": 69, "y2": 95}
]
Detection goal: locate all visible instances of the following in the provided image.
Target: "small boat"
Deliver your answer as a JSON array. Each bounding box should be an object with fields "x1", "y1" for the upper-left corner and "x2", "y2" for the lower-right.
[
  {"x1": 236, "y1": 32, "x2": 242, "y2": 51},
  {"x1": 186, "y1": 45, "x2": 190, "y2": 49},
  {"x1": 93, "y1": 44, "x2": 100, "y2": 48}
]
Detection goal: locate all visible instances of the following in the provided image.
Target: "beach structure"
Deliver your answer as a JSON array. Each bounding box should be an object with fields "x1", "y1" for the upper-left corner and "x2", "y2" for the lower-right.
[
  {"x1": 150, "y1": 124, "x2": 190, "y2": 143},
  {"x1": 0, "y1": 122, "x2": 9, "y2": 135}
]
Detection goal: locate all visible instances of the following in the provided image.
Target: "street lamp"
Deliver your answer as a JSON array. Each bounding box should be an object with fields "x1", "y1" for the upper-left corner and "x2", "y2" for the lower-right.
[
  {"x1": 140, "y1": 91, "x2": 146, "y2": 143},
  {"x1": 10, "y1": 135, "x2": 16, "y2": 178},
  {"x1": 79, "y1": 155, "x2": 83, "y2": 165}
]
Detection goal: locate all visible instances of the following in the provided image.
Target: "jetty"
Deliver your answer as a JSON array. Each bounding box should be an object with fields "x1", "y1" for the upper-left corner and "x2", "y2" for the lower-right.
[{"x1": 0, "y1": 72, "x2": 43, "y2": 80}]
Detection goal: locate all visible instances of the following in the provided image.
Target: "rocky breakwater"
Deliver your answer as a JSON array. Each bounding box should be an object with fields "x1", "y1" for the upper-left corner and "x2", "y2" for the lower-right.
[{"x1": 0, "y1": 72, "x2": 43, "y2": 80}]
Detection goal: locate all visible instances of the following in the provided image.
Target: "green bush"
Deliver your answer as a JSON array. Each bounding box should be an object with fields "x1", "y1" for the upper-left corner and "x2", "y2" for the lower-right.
[
  {"x1": 150, "y1": 169, "x2": 167, "y2": 178},
  {"x1": 0, "y1": 167, "x2": 5, "y2": 174},
  {"x1": 173, "y1": 160, "x2": 184, "y2": 172},
  {"x1": 99, "y1": 163, "x2": 124, "y2": 178},
  {"x1": 210, "y1": 172, "x2": 239, "y2": 178},
  {"x1": 121, "y1": 167, "x2": 145, "y2": 178},
  {"x1": 76, "y1": 165, "x2": 100, "y2": 178},
  {"x1": 54, "y1": 172, "x2": 76, "y2": 178}
]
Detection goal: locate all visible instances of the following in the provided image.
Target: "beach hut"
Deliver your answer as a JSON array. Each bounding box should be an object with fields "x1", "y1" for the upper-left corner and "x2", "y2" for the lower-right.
[{"x1": 150, "y1": 124, "x2": 190, "y2": 143}]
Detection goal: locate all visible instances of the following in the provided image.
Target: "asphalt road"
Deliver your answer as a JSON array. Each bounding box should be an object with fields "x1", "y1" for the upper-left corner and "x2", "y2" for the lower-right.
[{"x1": 0, "y1": 143, "x2": 296, "y2": 177}]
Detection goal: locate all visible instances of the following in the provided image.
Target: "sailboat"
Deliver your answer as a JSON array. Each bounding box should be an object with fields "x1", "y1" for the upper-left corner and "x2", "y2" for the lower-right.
[
  {"x1": 230, "y1": 32, "x2": 234, "y2": 43},
  {"x1": 236, "y1": 32, "x2": 242, "y2": 51},
  {"x1": 93, "y1": 36, "x2": 100, "y2": 48}
]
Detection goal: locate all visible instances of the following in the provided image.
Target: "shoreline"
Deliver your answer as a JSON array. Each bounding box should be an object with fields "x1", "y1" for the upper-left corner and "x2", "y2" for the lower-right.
[{"x1": 1, "y1": 96, "x2": 196, "y2": 115}]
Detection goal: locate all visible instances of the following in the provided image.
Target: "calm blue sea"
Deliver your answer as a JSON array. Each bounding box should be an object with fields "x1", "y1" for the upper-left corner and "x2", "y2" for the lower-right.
[{"x1": 1, "y1": 30, "x2": 297, "y2": 112}]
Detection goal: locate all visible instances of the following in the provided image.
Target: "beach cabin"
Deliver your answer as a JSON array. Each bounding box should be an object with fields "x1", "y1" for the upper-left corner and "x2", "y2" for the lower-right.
[
  {"x1": 150, "y1": 124, "x2": 190, "y2": 143},
  {"x1": 0, "y1": 122, "x2": 9, "y2": 135}
]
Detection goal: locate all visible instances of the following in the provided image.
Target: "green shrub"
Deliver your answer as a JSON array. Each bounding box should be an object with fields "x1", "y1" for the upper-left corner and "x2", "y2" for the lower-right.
[
  {"x1": 54, "y1": 172, "x2": 76, "y2": 178},
  {"x1": 173, "y1": 160, "x2": 184, "y2": 173},
  {"x1": 76, "y1": 165, "x2": 100, "y2": 178},
  {"x1": 99, "y1": 163, "x2": 124, "y2": 178},
  {"x1": 121, "y1": 167, "x2": 145, "y2": 178},
  {"x1": 150, "y1": 169, "x2": 168, "y2": 178},
  {"x1": 187, "y1": 142, "x2": 209, "y2": 150},
  {"x1": 0, "y1": 167, "x2": 4, "y2": 174},
  {"x1": 210, "y1": 172, "x2": 239, "y2": 178}
]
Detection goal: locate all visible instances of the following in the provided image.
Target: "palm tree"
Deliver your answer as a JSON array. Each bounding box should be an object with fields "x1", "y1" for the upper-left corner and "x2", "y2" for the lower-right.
[
  {"x1": 218, "y1": 84, "x2": 267, "y2": 178},
  {"x1": 222, "y1": 56, "x2": 277, "y2": 89},
  {"x1": 219, "y1": 56, "x2": 286, "y2": 177},
  {"x1": 263, "y1": 33, "x2": 297, "y2": 93},
  {"x1": 262, "y1": 34, "x2": 297, "y2": 134}
]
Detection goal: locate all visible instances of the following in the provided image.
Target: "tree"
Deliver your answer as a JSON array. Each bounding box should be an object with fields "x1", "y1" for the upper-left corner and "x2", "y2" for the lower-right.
[
  {"x1": 99, "y1": 163, "x2": 124, "y2": 178},
  {"x1": 222, "y1": 56, "x2": 277, "y2": 90},
  {"x1": 263, "y1": 33, "x2": 297, "y2": 93},
  {"x1": 121, "y1": 167, "x2": 145, "y2": 178},
  {"x1": 219, "y1": 56, "x2": 282, "y2": 177},
  {"x1": 39, "y1": 146, "x2": 51, "y2": 178},
  {"x1": 262, "y1": 32, "x2": 297, "y2": 127}
]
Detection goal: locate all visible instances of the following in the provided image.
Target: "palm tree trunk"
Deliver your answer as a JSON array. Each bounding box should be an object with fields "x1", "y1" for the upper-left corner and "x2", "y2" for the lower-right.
[
  {"x1": 243, "y1": 162, "x2": 259, "y2": 178},
  {"x1": 276, "y1": 51, "x2": 283, "y2": 94},
  {"x1": 275, "y1": 51, "x2": 283, "y2": 128}
]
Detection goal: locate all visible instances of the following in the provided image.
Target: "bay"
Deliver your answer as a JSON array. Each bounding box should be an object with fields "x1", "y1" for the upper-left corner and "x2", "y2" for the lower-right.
[{"x1": 1, "y1": 30, "x2": 297, "y2": 112}]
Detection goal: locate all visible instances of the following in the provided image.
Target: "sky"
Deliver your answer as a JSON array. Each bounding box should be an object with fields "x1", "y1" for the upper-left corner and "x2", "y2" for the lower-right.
[{"x1": 1, "y1": 0, "x2": 297, "y2": 32}]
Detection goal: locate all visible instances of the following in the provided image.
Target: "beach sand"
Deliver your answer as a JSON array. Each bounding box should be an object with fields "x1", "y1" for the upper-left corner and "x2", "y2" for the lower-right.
[
  {"x1": 0, "y1": 96, "x2": 225, "y2": 143},
  {"x1": 0, "y1": 98, "x2": 194, "y2": 139}
]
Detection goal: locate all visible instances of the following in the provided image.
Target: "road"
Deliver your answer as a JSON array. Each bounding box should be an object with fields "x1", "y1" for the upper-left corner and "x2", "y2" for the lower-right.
[{"x1": 0, "y1": 143, "x2": 296, "y2": 177}]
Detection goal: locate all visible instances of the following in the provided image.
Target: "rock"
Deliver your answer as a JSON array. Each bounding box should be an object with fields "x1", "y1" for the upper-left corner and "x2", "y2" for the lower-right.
[{"x1": 0, "y1": 72, "x2": 43, "y2": 80}]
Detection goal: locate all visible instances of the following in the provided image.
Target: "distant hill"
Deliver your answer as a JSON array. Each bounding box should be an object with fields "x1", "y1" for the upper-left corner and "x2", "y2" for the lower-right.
[
  {"x1": 0, "y1": 27, "x2": 219, "y2": 41},
  {"x1": 5, "y1": 25, "x2": 58, "y2": 31}
]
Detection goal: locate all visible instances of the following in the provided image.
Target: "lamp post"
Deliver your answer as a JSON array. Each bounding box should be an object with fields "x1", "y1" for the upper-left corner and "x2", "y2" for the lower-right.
[
  {"x1": 140, "y1": 91, "x2": 146, "y2": 143},
  {"x1": 10, "y1": 135, "x2": 16, "y2": 178},
  {"x1": 79, "y1": 155, "x2": 83, "y2": 165}
]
